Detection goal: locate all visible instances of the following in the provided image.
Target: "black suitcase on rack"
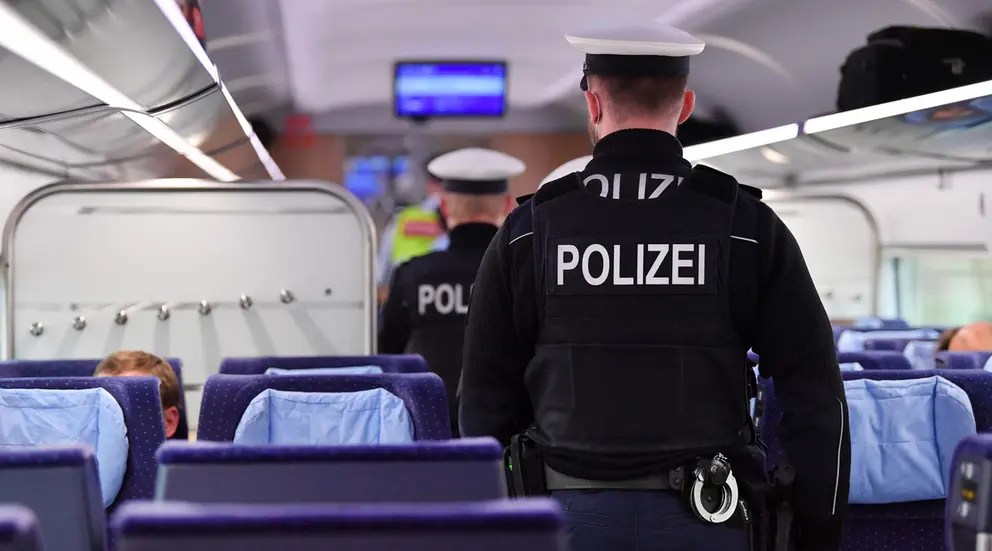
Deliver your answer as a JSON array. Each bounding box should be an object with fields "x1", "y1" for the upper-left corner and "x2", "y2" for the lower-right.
[{"x1": 837, "y1": 26, "x2": 992, "y2": 112}]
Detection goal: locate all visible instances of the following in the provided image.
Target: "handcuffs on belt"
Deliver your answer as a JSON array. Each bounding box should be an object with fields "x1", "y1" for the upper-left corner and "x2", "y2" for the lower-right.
[{"x1": 670, "y1": 453, "x2": 742, "y2": 524}]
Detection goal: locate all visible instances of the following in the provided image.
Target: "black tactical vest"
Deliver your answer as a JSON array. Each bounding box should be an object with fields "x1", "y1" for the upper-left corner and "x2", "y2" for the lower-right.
[
  {"x1": 400, "y1": 251, "x2": 479, "y2": 434},
  {"x1": 527, "y1": 166, "x2": 751, "y2": 455}
]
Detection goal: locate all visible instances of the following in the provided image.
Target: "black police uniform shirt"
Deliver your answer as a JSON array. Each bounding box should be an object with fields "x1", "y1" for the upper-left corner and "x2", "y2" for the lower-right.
[
  {"x1": 378, "y1": 222, "x2": 498, "y2": 433},
  {"x1": 459, "y1": 129, "x2": 851, "y2": 539}
]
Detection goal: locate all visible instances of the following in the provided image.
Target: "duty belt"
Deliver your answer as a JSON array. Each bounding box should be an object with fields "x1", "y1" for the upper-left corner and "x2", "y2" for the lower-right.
[
  {"x1": 545, "y1": 454, "x2": 743, "y2": 526},
  {"x1": 544, "y1": 465, "x2": 675, "y2": 491}
]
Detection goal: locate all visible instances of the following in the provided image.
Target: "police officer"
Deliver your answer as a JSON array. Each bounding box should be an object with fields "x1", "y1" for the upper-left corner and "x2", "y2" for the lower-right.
[
  {"x1": 376, "y1": 152, "x2": 451, "y2": 303},
  {"x1": 459, "y1": 22, "x2": 851, "y2": 551},
  {"x1": 379, "y1": 148, "x2": 523, "y2": 436}
]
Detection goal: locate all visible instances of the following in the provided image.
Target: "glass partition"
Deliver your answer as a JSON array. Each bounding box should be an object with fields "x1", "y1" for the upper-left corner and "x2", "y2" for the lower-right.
[{"x1": 1, "y1": 179, "x2": 376, "y2": 425}]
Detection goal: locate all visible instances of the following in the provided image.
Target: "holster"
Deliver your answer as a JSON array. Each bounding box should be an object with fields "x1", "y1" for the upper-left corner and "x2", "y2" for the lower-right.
[
  {"x1": 505, "y1": 433, "x2": 549, "y2": 497},
  {"x1": 759, "y1": 461, "x2": 797, "y2": 551}
]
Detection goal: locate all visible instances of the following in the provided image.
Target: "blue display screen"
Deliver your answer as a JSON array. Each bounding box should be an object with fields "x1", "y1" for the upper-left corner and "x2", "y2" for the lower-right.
[
  {"x1": 344, "y1": 155, "x2": 393, "y2": 201},
  {"x1": 394, "y1": 61, "x2": 507, "y2": 118}
]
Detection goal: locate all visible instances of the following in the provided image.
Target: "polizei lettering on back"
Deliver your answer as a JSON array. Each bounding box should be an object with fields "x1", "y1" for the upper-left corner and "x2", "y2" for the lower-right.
[
  {"x1": 548, "y1": 236, "x2": 719, "y2": 296},
  {"x1": 418, "y1": 283, "x2": 471, "y2": 315},
  {"x1": 582, "y1": 173, "x2": 684, "y2": 200}
]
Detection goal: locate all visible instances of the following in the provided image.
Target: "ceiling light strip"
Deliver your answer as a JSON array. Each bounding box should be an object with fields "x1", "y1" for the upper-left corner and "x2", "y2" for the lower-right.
[
  {"x1": 151, "y1": 0, "x2": 219, "y2": 82},
  {"x1": 683, "y1": 124, "x2": 800, "y2": 161},
  {"x1": 0, "y1": 1, "x2": 239, "y2": 182},
  {"x1": 220, "y1": 83, "x2": 285, "y2": 181},
  {"x1": 804, "y1": 79, "x2": 992, "y2": 134}
]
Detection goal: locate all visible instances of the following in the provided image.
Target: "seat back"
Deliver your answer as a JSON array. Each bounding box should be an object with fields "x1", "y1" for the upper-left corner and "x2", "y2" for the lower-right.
[
  {"x1": 0, "y1": 447, "x2": 104, "y2": 551},
  {"x1": 864, "y1": 338, "x2": 920, "y2": 352},
  {"x1": 904, "y1": 340, "x2": 938, "y2": 371},
  {"x1": 837, "y1": 329, "x2": 940, "y2": 352},
  {"x1": 156, "y1": 438, "x2": 506, "y2": 504},
  {"x1": 197, "y1": 373, "x2": 450, "y2": 441},
  {"x1": 937, "y1": 351, "x2": 992, "y2": 371},
  {"x1": 855, "y1": 317, "x2": 910, "y2": 330},
  {"x1": 219, "y1": 355, "x2": 428, "y2": 375},
  {"x1": 838, "y1": 352, "x2": 911, "y2": 371},
  {"x1": 113, "y1": 500, "x2": 563, "y2": 551},
  {"x1": 0, "y1": 377, "x2": 165, "y2": 510},
  {"x1": 0, "y1": 506, "x2": 42, "y2": 551},
  {"x1": 946, "y1": 434, "x2": 992, "y2": 551},
  {"x1": 761, "y1": 369, "x2": 992, "y2": 551},
  {"x1": 0, "y1": 358, "x2": 189, "y2": 440}
]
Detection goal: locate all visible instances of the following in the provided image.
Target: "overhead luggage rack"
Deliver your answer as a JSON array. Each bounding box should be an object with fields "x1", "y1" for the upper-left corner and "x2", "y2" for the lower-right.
[
  {"x1": 684, "y1": 80, "x2": 992, "y2": 187},
  {"x1": 0, "y1": 0, "x2": 282, "y2": 182}
]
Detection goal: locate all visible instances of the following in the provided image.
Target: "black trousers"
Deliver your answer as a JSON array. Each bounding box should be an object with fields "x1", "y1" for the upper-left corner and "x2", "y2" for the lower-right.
[{"x1": 551, "y1": 489, "x2": 749, "y2": 551}]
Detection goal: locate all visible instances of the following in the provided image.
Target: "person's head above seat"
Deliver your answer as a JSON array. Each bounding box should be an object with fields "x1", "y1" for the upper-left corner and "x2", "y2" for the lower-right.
[
  {"x1": 427, "y1": 148, "x2": 525, "y2": 228},
  {"x1": 565, "y1": 22, "x2": 705, "y2": 143},
  {"x1": 94, "y1": 350, "x2": 181, "y2": 438},
  {"x1": 946, "y1": 322, "x2": 992, "y2": 352}
]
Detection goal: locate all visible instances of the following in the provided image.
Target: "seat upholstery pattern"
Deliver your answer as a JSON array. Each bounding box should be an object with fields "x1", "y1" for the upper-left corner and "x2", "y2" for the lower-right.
[
  {"x1": 0, "y1": 377, "x2": 165, "y2": 511},
  {"x1": 759, "y1": 369, "x2": 992, "y2": 551},
  {"x1": 0, "y1": 358, "x2": 188, "y2": 440},
  {"x1": 196, "y1": 373, "x2": 451, "y2": 441}
]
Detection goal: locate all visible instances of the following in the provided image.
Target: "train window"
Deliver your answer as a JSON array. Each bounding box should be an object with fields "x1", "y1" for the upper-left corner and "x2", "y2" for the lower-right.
[{"x1": 887, "y1": 254, "x2": 992, "y2": 326}]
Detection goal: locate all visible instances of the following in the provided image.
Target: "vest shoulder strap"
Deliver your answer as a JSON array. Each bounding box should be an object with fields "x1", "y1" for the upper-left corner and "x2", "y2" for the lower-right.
[
  {"x1": 532, "y1": 173, "x2": 581, "y2": 207},
  {"x1": 683, "y1": 164, "x2": 739, "y2": 205}
]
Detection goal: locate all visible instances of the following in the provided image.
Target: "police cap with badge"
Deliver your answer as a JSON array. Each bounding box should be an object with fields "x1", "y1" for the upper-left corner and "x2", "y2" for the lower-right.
[
  {"x1": 428, "y1": 148, "x2": 526, "y2": 196},
  {"x1": 566, "y1": 21, "x2": 705, "y2": 91},
  {"x1": 517, "y1": 23, "x2": 756, "y2": 530}
]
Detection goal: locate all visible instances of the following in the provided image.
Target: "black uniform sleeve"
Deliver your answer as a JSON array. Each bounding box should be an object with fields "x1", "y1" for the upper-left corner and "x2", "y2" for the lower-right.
[
  {"x1": 458, "y1": 222, "x2": 534, "y2": 444},
  {"x1": 751, "y1": 206, "x2": 851, "y2": 550},
  {"x1": 378, "y1": 263, "x2": 412, "y2": 354}
]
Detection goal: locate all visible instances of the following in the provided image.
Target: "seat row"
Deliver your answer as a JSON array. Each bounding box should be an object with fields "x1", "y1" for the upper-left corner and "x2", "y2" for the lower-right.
[{"x1": 756, "y1": 367, "x2": 992, "y2": 551}]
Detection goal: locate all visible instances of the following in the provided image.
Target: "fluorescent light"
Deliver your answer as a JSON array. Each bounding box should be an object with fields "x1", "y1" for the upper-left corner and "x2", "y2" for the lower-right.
[
  {"x1": 0, "y1": 1, "x2": 240, "y2": 182},
  {"x1": 760, "y1": 146, "x2": 790, "y2": 165},
  {"x1": 804, "y1": 79, "x2": 992, "y2": 134},
  {"x1": 683, "y1": 124, "x2": 800, "y2": 161},
  {"x1": 219, "y1": 83, "x2": 286, "y2": 181},
  {"x1": 151, "y1": 0, "x2": 219, "y2": 82},
  {"x1": 124, "y1": 113, "x2": 240, "y2": 182}
]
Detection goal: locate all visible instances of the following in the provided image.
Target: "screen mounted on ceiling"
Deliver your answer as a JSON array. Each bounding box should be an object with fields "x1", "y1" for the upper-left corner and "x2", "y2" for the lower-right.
[{"x1": 394, "y1": 61, "x2": 507, "y2": 118}]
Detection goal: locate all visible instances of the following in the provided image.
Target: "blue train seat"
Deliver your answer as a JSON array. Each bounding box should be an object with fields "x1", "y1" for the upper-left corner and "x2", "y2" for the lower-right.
[
  {"x1": 837, "y1": 329, "x2": 940, "y2": 353},
  {"x1": 904, "y1": 341, "x2": 938, "y2": 371},
  {"x1": 0, "y1": 358, "x2": 188, "y2": 440},
  {"x1": 218, "y1": 355, "x2": 428, "y2": 375},
  {"x1": 938, "y1": 351, "x2": 992, "y2": 371},
  {"x1": 838, "y1": 351, "x2": 911, "y2": 370},
  {"x1": 760, "y1": 370, "x2": 992, "y2": 551},
  {"x1": 196, "y1": 373, "x2": 451, "y2": 442},
  {"x1": 0, "y1": 447, "x2": 104, "y2": 551},
  {"x1": 855, "y1": 318, "x2": 911, "y2": 330},
  {"x1": 0, "y1": 506, "x2": 41, "y2": 551},
  {"x1": 0, "y1": 377, "x2": 165, "y2": 510},
  {"x1": 113, "y1": 500, "x2": 564, "y2": 551},
  {"x1": 155, "y1": 438, "x2": 505, "y2": 503}
]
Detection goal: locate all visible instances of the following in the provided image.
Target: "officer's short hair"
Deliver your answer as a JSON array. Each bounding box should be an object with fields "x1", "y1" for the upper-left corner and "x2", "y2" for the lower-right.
[
  {"x1": 590, "y1": 74, "x2": 688, "y2": 122},
  {"x1": 443, "y1": 192, "x2": 506, "y2": 220}
]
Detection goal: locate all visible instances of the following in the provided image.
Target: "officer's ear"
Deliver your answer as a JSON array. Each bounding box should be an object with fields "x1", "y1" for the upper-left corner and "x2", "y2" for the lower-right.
[
  {"x1": 678, "y1": 89, "x2": 696, "y2": 125},
  {"x1": 583, "y1": 90, "x2": 602, "y2": 125}
]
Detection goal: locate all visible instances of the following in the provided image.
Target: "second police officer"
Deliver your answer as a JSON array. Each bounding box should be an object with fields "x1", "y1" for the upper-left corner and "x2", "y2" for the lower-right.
[
  {"x1": 458, "y1": 21, "x2": 851, "y2": 551},
  {"x1": 379, "y1": 148, "x2": 523, "y2": 437}
]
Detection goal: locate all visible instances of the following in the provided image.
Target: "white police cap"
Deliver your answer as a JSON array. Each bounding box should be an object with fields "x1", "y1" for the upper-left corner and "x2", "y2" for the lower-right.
[
  {"x1": 565, "y1": 22, "x2": 705, "y2": 90},
  {"x1": 428, "y1": 148, "x2": 526, "y2": 195},
  {"x1": 540, "y1": 155, "x2": 593, "y2": 188}
]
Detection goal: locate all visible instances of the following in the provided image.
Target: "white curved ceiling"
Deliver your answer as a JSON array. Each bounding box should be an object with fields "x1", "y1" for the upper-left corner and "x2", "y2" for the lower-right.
[{"x1": 217, "y1": 0, "x2": 991, "y2": 132}]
